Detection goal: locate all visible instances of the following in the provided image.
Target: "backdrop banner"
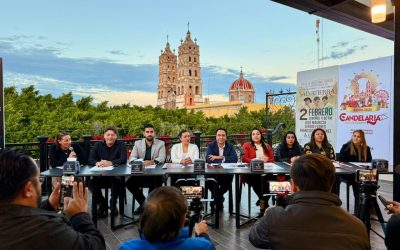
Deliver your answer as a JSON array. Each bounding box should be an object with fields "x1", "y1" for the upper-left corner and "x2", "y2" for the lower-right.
[{"x1": 336, "y1": 56, "x2": 393, "y2": 168}]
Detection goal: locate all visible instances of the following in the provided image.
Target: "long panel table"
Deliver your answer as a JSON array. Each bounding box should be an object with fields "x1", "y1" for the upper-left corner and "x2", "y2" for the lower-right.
[{"x1": 41, "y1": 161, "x2": 357, "y2": 230}]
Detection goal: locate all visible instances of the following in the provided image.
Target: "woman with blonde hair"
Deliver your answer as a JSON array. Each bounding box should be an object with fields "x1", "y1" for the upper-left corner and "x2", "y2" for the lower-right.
[{"x1": 339, "y1": 129, "x2": 372, "y2": 212}]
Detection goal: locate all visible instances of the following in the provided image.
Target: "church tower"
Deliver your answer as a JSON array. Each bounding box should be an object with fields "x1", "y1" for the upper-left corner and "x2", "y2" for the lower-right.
[
  {"x1": 157, "y1": 39, "x2": 177, "y2": 109},
  {"x1": 175, "y1": 28, "x2": 203, "y2": 108}
]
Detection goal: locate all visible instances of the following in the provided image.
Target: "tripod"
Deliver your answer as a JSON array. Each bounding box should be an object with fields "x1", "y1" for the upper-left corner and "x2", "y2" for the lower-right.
[
  {"x1": 188, "y1": 197, "x2": 204, "y2": 237},
  {"x1": 356, "y1": 182, "x2": 386, "y2": 239}
]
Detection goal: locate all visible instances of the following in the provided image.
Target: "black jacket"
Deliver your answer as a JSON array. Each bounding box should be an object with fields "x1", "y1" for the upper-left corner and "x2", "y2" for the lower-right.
[
  {"x1": 249, "y1": 191, "x2": 369, "y2": 250},
  {"x1": 274, "y1": 142, "x2": 303, "y2": 162},
  {"x1": 0, "y1": 200, "x2": 105, "y2": 250},
  {"x1": 88, "y1": 140, "x2": 127, "y2": 165},
  {"x1": 339, "y1": 143, "x2": 372, "y2": 162},
  {"x1": 49, "y1": 143, "x2": 87, "y2": 167},
  {"x1": 304, "y1": 142, "x2": 336, "y2": 160}
]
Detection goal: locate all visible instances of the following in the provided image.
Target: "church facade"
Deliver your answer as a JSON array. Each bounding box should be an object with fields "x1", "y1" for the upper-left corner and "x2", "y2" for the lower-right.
[{"x1": 157, "y1": 29, "x2": 203, "y2": 109}]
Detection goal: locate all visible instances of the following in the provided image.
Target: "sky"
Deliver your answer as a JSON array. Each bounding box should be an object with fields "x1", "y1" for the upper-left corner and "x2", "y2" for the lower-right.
[{"x1": 0, "y1": 0, "x2": 394, "y2": 106}]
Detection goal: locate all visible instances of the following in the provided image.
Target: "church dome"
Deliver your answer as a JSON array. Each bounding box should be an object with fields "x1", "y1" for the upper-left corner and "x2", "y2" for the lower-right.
[{"x1": 229, "y1": 69, "x2": 254, "y2": 92}]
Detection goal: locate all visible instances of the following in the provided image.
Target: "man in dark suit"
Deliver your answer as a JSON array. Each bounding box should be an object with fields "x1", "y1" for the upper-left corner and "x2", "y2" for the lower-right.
[{"x1": 206, "y1": 128, "x2": 238, "y2": 212}]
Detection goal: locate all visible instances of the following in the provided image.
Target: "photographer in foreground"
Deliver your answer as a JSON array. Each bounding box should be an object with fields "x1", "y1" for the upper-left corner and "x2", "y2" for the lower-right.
[
  {"x1": 0, "y1": 148, "x2": 105, "y2": 250},
  {"x1": 120, "y1": 186, "x2": 215, "y2": 250},
  {"x1": 249, "y1": 153, "x2": 369, "y2": 250},
  {"x1": 384, "y1": 200, "x2": 400, "y2": 249}
]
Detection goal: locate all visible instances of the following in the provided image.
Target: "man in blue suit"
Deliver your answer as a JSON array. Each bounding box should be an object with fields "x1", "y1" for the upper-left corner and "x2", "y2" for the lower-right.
[{"x1": 206, "y1": 128, "x2": 238, "y2": 212}]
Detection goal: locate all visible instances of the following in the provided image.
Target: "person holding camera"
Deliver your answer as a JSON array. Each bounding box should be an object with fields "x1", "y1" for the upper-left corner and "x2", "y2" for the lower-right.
[
  {"x1": 205, "y1": 128, "x2": 238, "y2": 212},
  {"x1": 249, "y1": 153, "x2": 369, "y2": 250},
  {"x1": 339, "y1": 129, "x2": 372, "y2": 212},
  {"x1": 119, "y1": 186, "x2": 215, "y2": 250},
  {"x1": 125, "y1": 124, "x2": 166, "y2": 215},
  {"x1": 0, "y1": 148, "x2": 105, "y2": 250},
  {"x1": 384, "y1": 199, "x2": 400, "y2": 249}
]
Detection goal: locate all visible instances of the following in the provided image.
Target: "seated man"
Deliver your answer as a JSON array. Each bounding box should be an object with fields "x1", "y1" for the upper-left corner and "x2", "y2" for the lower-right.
[
  {"x1": 249, "y1": 153, "x2": 369, "y2": 250},
  {"x1": 119, "y1": 186, "x2": 215, "y2": 250},
  {"x1": 205, "y1": 128, "x2": 237, "y2": 211},
  {"x1": 88, "y1": 125, "x2": 127, "y2": 218},
  {"x1": 0, "y1": 148, "x2": 105, "y2": 249},
  {"x1": 385, "y1": 199, "x2": 400, "y2": 250},
  {"x1": 125, "y1": 124, "x2": 166, "y2": 214}
]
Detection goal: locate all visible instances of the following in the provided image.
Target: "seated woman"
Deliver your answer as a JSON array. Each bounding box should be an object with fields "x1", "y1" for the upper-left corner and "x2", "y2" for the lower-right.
[
  {"x1": 274, "y1": 131, "x2": 303, "y2": 163},
  {"x1": 49, "y1": 132, "x2": 87, "y2": 167},
  {"x1": 304, "y1": 128, "x2": 338, "y2": 194},
  {"x1": 339, "y1": 129, "x2": 372, "y2": 212},
  {"x1": 242, "y1": 128, "x2": 275, "y2": 216},
  {"x1": 48, "y1": 132, "x2": 87, "y2": 187},
  {"x1": 170, "y1": 130, "x2": 199, "y2": 186}
]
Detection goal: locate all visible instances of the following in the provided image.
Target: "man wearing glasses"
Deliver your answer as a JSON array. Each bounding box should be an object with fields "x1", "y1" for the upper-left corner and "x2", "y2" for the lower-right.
[{"x1": 0, "y1": 148, "x2": 105, "y2": 249}]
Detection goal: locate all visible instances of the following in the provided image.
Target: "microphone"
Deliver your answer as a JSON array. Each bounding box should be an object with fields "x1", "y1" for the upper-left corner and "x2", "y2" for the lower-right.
[
  {"x1": 236, "y1": 144, "x2": 245, "y2": 156},
  {"x1": 69, "y1": 146, "x2": 74, "y2": 152}
]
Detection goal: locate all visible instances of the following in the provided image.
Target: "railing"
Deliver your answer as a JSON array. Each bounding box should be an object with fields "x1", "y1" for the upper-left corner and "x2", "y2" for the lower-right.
[{"x1": 5, "y1": 123, "x2": 286, "y2": 173}]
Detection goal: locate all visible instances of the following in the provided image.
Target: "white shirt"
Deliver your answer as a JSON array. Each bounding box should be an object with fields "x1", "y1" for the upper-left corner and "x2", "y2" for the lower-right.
[
  {"x1": 255, "y1": 143, "x2": 264, "y2": 160},
  {"x1": 170, "y1": 143, "x2": 200, "y2": 164}
]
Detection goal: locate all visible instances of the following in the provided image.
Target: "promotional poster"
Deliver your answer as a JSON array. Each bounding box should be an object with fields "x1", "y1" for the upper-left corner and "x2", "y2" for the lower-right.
[{"x1": 296, "y1": 66, "x2": 339, "y2": 147}]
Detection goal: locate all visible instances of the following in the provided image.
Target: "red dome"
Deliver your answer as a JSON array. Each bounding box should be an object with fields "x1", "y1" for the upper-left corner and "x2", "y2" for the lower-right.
[{"x1": 229, "y1": 71, "x2": 254, "y2": 91}]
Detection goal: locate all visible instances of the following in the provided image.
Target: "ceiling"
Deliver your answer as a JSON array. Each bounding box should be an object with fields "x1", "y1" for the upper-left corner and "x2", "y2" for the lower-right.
[{"x1": 271, "y1": 0, "x2": 394, "y2": 40}]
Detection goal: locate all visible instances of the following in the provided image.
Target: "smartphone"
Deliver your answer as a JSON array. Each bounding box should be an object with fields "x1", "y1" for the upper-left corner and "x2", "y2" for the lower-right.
[
  {"x1": 355, "y1": 169, "x2": 378, "y2": 183},
  {"x1": 59, "y1": 175, "x2": 83, "y2": 209},
  {"x1": 180, "y1": 186, "x2": 204, "y2": 199},
  {"x1": 378, "y1": 194, "x2": 389, "y2": 207}
]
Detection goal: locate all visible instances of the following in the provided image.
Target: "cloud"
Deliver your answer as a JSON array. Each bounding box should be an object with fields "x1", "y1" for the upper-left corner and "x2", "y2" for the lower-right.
[
  {"x1": 322, "y1": 41, "x2": 368, "y2": 60},
  {"x1": 107, "y1": 50, "x2": 128, "y2": 56},
  {"x1": 1, "y1": 35, "x2": 296, "y2": 106}
]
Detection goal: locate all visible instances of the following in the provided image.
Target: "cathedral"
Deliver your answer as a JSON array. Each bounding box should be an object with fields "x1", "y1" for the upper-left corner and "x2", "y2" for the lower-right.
[{"x1": 157, "y1": 29, "x2": 203, "y2": 109}]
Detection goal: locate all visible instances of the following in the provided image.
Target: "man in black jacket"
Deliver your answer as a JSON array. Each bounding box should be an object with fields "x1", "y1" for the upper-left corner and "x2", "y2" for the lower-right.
[
  {"x1": 0, "y1": 148, "x2": 105, "y2": 250},
  {"x1": 249, "y1": 153, "x2": 369, "y2": 250}
]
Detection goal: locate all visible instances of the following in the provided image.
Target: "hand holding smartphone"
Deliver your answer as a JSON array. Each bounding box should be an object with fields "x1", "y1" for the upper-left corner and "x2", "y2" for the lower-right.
[{"x1": 378, "y1": 194, "x2": 389, "y2": 207}]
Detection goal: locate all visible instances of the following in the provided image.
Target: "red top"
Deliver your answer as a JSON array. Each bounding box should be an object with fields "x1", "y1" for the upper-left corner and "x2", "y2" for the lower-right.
[{"x1": 242, "y1": 142, "x2": 275, "y2": 163}]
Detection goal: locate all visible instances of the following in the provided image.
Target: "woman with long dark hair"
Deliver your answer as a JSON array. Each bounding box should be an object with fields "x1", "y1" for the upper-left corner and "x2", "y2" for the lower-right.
[
  {"x1": 304, "y1": 128, "x2": 335, "y2": 160},
  {"x1": 274, "y1": 131, "x2": 303, "y2": 163},
  {"x1": 242, "y1": 128, "x2": 275, "y2": 216}
]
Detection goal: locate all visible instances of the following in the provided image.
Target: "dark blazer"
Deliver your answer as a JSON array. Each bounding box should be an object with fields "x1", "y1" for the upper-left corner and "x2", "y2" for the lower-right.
[
  {"x1": 205, "y1": 141, "x2": 238, "y2": 163},
  {"x1": 49, "y1": 143, "x2": 87, "y2": 167},
  {"x1": 304, "y1": 142, "x2": 335, "y2": 160},
  {"x1": 274, "y1": 143, "x2": 303, "y2": 162},
  {"x1": 0, "y1": 201, "x2": 105, "y2": 250},
  {"x1": 88, "y1": 140, "x2": 127, "y2": 165},
  {"x1": 339, "y1": 143, "x2": 372, "y2": 162}
]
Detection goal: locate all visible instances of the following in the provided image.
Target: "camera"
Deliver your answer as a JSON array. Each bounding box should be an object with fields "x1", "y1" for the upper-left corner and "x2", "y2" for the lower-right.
[
  {"x1": 180, "y1": 185, "x2": 205, "y2": 237},
  {"x1": 355, "y1": 169, "x2": 378, "y2": 183}
]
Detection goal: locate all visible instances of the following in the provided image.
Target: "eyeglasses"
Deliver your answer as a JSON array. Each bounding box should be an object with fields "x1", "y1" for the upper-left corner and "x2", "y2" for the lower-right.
[{"x1": 39, "y1": 176, "x2": 46, "y2": 185}]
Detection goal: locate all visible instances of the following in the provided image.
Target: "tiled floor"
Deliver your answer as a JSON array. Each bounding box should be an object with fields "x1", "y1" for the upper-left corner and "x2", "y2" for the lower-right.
[{"x1": 96, "y1": 178, "x2": 393, "y2": 250}]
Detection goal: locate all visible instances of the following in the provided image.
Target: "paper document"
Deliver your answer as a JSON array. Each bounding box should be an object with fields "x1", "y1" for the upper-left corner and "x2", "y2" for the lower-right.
[
  {"x1": 350, "y1": 162, "x2": 371, "y2": 168},
  {"x1": 145, "y1": 164, "x2": 157, "y2": 169},
  {"x1": 90, "y1": 166, "x2": 114, "y2": 171}
]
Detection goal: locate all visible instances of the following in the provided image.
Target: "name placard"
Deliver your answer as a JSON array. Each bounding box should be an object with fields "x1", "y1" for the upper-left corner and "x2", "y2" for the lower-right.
[
  {"x1": 130, "y1": 160, "x2": 144, "y2": 174},
  {"x1": 250, "y1": 159, "x2": 264, "y2": 172},
  {"x1": 63, "y1": 161, "x2": 80, "y2": 174},
  {"x1": 372, "y1": 159, "x2": 388, "y2": 172},
  {"x1": 194, "y1": 159, "x2": 206, "y2": 172}
]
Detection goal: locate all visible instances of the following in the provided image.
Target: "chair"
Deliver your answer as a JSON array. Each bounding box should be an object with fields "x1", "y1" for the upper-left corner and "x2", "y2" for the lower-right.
[{"x1": 336, "y1": 153, "x2": 351, "y2": 211}]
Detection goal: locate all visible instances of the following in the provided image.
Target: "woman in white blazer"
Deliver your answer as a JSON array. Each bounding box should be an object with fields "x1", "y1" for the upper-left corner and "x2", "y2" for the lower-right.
[{"x1": 171, "y1": 130, "x2": 199, "y2": 164}]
